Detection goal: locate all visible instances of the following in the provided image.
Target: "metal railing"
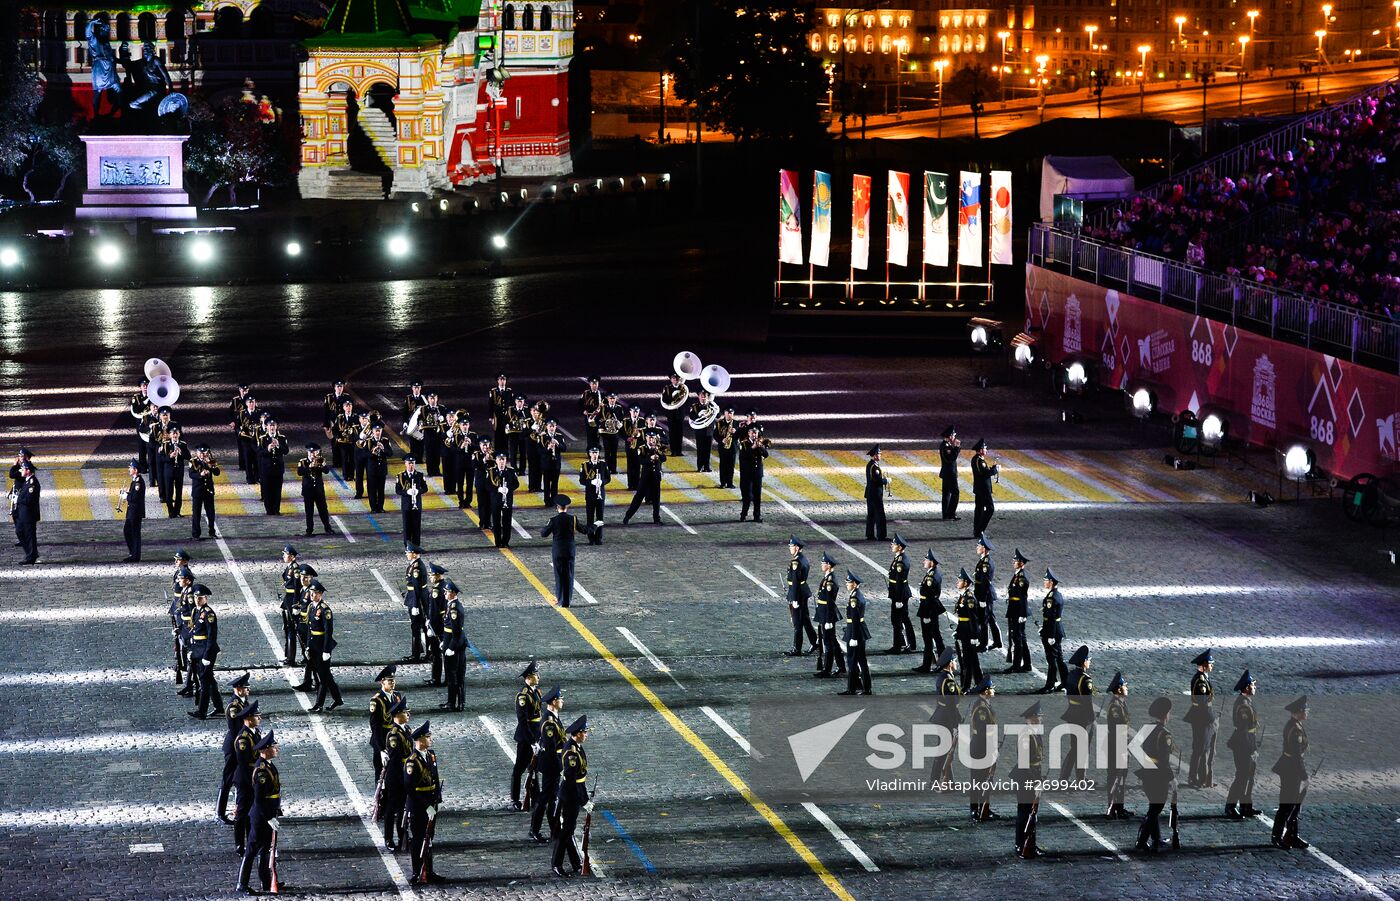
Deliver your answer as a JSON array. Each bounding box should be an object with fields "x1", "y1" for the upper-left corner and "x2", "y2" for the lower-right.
[
  {"x1": 1087, "y1": 78, "x2": 1397, "y2": 229},
  {"x1": 1029, "y1": 222, "x2": 1400, "y2": 372}
]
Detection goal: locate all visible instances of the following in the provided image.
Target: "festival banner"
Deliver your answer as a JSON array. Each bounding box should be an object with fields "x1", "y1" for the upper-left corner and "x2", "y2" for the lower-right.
[
  {"x1": 851, "y1": 174, "x2": 872, "y2": 270},
  {"x1": 778, "y1": 169, "x2": 803, "y2": 265},
  {"x1": 990, "y1": 170, "x2": 1013, "y2": 266},
  {"x1": 957, "y1": 170, "x2": 982, "y2": 267},
  {"x1": 1026, "y1": 265, "x2": 1400, "y2": 480},
  {"x1": 923, "y1": 170, "x2": 950, "y2": 267},
  {"x1": 811, "y1": 170, "x2": 832, "y2": 267},
  {"x1": 886, "y1": 170, "x2": 910, "y2": 267}
]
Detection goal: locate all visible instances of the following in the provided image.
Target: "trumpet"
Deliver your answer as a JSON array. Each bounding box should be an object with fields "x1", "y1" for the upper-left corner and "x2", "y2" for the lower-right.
[{"x1": 7, "y1": 489, "x2": 16, "y2": 515}]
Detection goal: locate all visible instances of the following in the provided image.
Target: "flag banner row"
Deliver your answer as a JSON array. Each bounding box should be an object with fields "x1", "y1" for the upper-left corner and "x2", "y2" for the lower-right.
[{"x1": 777, "y1": 169, "x2": 1012, "y2": 270}]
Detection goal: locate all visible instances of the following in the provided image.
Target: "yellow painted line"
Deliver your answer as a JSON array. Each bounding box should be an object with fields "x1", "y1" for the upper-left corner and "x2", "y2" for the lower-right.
[
  {"x1": 100, "y1": 467, "x2": 132, "y2": 519},
  {"x1": 1079, "y1": 451, "x2": 1206, "y2": 503},
  {"x1": 1035, "y1": 449, "x2": 1157, "y2": 503},
  {"x1": 992, "y1": 450, "x2": 1082, "y2": 502},
  {"x1": 47, "y1": 468, "x2": 92, "y2": 521},
  {"x1": 779, "y1": 449, "x2": 856, "y2": 501}
]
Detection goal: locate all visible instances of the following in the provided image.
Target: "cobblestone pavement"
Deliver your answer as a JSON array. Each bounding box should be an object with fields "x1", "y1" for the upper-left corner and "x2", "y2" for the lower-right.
[{"x1": 0, "y1": 244, "x2": 1395, "y2": 900}]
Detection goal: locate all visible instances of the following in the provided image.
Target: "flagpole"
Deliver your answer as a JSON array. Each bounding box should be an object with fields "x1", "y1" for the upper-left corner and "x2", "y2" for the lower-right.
[{"x1": 955, "y1": 261, "x2": 962, "y2": 303}]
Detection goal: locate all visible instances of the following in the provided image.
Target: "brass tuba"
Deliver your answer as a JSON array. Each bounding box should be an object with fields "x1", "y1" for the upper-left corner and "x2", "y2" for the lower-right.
[
  {"x1": 662, "y1": 351, "x2": 701, "y2": 411},
  {"x1": 687, "y1": 398, "x2": 720, "y2": 431}
]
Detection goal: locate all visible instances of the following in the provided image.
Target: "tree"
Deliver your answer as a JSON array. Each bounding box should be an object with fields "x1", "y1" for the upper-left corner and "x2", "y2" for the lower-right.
[
  {"x1": 0, "y1": 10, "x2": 82, "y2": 201},
  {"x1": 186, "y1": 97, "x2": 290, "y2": 204},
  {"x1": 667, "y1": 0, "x2": 827, "y2": 142}
]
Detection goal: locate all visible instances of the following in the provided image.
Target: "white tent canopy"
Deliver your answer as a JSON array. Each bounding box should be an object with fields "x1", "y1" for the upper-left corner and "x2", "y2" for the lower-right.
[{"x1": 1039, "y1": 155, "x2": 1135, "y2": 221}]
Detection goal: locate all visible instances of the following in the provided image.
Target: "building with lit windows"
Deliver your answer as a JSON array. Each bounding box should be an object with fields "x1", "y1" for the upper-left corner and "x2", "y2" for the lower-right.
[{"x1": 810, "y1": 7, "x2": 916, "y2": 81}]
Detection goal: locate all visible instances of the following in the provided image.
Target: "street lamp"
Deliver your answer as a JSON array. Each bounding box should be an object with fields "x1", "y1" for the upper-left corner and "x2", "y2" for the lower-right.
[
  {"x1": 1035, "y1": 54, "x2": 1050, "y2": 122},
  {"x1": 997, "y1": 30, "x2": 1011, "y2": 105},
  {"x1": 1175, "y1": 15, "x2": 1188, "y2": 82},
  {"x1": 934, "y1": 58, "x2": 948, "y2": 137},
  {"x1": 1237, "y1": 37, "x2": 1250, "y2": 113},
  {"x1": 1316, "y1": 28, "x2": 1328, "y2": 89},
  {"x1": 1247, "y1": 10, "x2": 1260, "y2": 68},
  {"x1": 1085, "y1": 25, "x2": 1098, "y2": 93},
  {"x1": 1137, "y1": 44, "x2": 1151, "y2": 113}
]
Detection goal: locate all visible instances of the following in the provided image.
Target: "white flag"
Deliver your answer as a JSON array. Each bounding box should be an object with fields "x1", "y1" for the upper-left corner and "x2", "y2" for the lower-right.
[{"x1": 990, "y1": 170, "x2": 1013, "y2": 266}]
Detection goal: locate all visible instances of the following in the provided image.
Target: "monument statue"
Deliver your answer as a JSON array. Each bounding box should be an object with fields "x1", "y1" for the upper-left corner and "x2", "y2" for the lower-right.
[
  {"x1": 85, "y1": 21, "x2": 188, "y2": 129},
  {"x1": 86, "y1": 19, "x2": 121, "y2": 118}
]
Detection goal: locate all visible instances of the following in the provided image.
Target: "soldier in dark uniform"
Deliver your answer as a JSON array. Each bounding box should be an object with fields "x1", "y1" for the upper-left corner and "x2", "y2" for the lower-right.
[
  {"x1": 454, "y1": 412, "x2": 478, "y2": 509},
  {"x1": 440, "y1": 580, "x2": 468, "y2": 711},
  {"x1": 973, "y1": 535, "x2": 1003, "y2": 653},
  {"x1": 235, "y1": 732, "x2": 282, "y2": 895},
  {"x1": 1135, "y1": 697, "x2": 1177, "y2": 853},
  {"x1": 323, "y1": 380, "x2": 349, "y2": 464},
  {"x1": 148, "y1": 407, "x2": 174, "y2": 503},
  {"x1": 579, "y1": 376, "x2": 604, "y2": 451},
  {"x1": 661, "y1": 373, "x2": 687, "y2": 457},
  {"x1": 332, "y1": 398, "x2": 357, "y2": 474},
  {"x1": 423, "y1": 564, "x2": 447, "y2": 686},
  {"x1": 235, "y1": 395, "x2": 261, "y2": 484},
  {"x1": 131, "y1": 379, "x2": 153, "y2": 475},
  {"x1": 188, "y1": 584, "x2": 224, "y2": 719},
  {"x1": 530, "y1": 686, "x2": 565, "y2": 843},
  {"x1": 189, "y1": 445, "x2": 219, "y2": 539},
  {"x1": 538, "y1": 419, "x2": 567, "y2": 505},
  {"x1": 600, "y1": 392, "x2": 624, "y2": 475},
  {"x1": 172, "y1": 565, "x2": 196, "y2": 695},
  {"x1": 365, "y1": 423, "x2": 394, "y2": 514},
  {"x1": 402, "y1": 380, "x2": 427, "y2": 463},
  {"x1": 1185, "y1": 648, "x2": 1218, "y2": 788},
  {"x1": 419, "y1": 390, "x2": 445, "y2": 478},
  {"x1": 813, "y1": 552, "x2": 845, "y2": 677},
  {"x1": 257, "y1": 419, "x2": 290, "y2": 515},
  {"x1": 542, "y1": 495, "x2": 592, "y2": 608},
  {"x1": 1013, "y1": 701, "x2": 1044, "y2": 858},
  {"x1": 395, "y1": 456, "x2": 428, "y2": 548},
  {"x1": 929, "y1": 648, "x2": 961, "y2": 783},
  {"x1": 13, "y1": 460, "x2": 40, "y2": 564},
  {"x1": 784, "y1": 536, "x2": 818, "y2": 656},
  {"x1": 1225, "y1": 670, "x2": 1262, "y2": 819},
  {"x1": 307, "y1": 580, "x2": 343, "y2": 712},
  {"x1": 440, "y1": 410, "x2": 460, "y2": 497},
  {"x1": 1036, "y1": 568, "x2": 1068, "y2": 693},
  {"x1": 1060, "y1": 644, "x2": 1094, "y2": 779},
  {"x1": 1271, "y1": 696, "x2": 1310, "y2": 850},
  {"x1": 298, "y1": 444, "x2": 332, "y2": 536},
  {"x1": 403, "y1": 544, "x2": 428, "y2": 662},
  {"x1": 292, "y1": 565, "x2": 319, "y2": 692},
  {"x1": 840, "y1": 571, "x2": 872, "y2": 695},
  {"x1": 382, "y1": 698, "x2": 412, "y2": 850},
  {"x1": 688, "y1": 388, "x2": 715, "y2": 472},
  {"x1": 209, "y1": 671, "x2": 251, "y2": 816},
  {"x1": 970, "y1": 438, "x2": 999, "y2": 538},
  {"x1": 738, "y1": 426, "x2": 768, "y2": 522},
  {"x1": 953, "y1": 568, "x2": 983, "y2": 692},
  {"x1": 864, "y1": 445, "x2": 887, "y2": 541},
  {"x1": 489, "y1": 452, "x2": 521, "y2": 547},
  {"x1": 1005, "y1": 548, "x2": 1032, "y2": 673},
  {"x1": 352, "y1": 411, "x2": 374, "y2": 498},
  {"x1": 121, "y1": 458, "x2": 145, "y2": 562},
  {"x1": 277, "y1": 546, "x2": 300, "y2": 665},
  {"x1": 406, "y1": 720, "x2": 443, "y2": 884},
  {"x1": 552, "y1": 715, "x2": 592, "y2": 877},
  {"x1": 161, "y1": 423, "x2": 188, "y2": 517},
  {"x1": 507, "y1": 395, "x2": 531, "y2": 478},
  {"x1": 369, "y1": 665, "x2": 402, "y2": 784},
  {"x1": 1105, "y1": 671, "x2": 1135, "y2": 819},
  {"x1": 489, "y1": 373, "x2": 514, "y2": 452},
  {"x1": 939, "y1": 426, "x2": 962, "y2": 520},
  {"x1": 884, "y1": 533, "x2": 915, "y2": 654},
  {"x1": 473, "y1": 437, "x2": 495, "y2": 522},
  {"x1": 622, "y1": 433, "x2": 665, "y2": 525},
  {"x1": 231, "y1": 702, "x2": 263, "y2": 855},
  {"x1": 969, "y1": 677, "x2": 1000, "y2": 821},
  {"x1": 579, "y1": 447, "x2": 610, "y2": 545},
  {"x1": 713, "y1": 407, "x2": 737, "y2": 489},
  {"x1": 8, "y1": 448, "x2": 34, "y2": 550},
  {"x1": 912, "y1": 549, "x2": 946, "y2": 672},
  {"x1": 512, "y1": 660, "x2": 543, "y2": 810},
  {"x1": 621, "y1": 405, "x2": 644, "y2": 490}
]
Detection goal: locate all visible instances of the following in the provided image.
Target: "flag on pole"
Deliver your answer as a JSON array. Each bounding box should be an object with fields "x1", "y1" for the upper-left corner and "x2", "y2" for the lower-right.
[
  {"x1": 851, "y1": 174, "x2": 872, "y2": 270},
  {"x1": 778, "y1": 169, "x2": 803, "y2": 264},
  {"x1": 923, "y1": 170, "x2": 949, "y2": 267},
  {"x1": 811, "y1": 170, "x2": 832, "y2": 267},
  {"x1": 990, "y1": 170, "x2": 1013, "y2": 266},
  {"x1": 957, "y1": 170, "x2": 982, "y2": 267},
  {"x1": 886, "y1": 170, "x2": 910, "y2": 267}
]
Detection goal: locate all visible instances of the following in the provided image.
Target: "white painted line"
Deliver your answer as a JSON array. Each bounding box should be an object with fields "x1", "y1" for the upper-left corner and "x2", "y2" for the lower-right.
[
  {"x1": 1301, "y1": 846, "x2": 1395, "y2": 900},
  {"x1": 370, "y1": 567, "x2": 402, "y2": 604},
  {"x1": 698, "y1": 705, "x2": 763, "y2": 760},
  {"x1": 513, "y1": 516, "x2": 532, "y2": 540},
  {"x1": 83, "y1": 467, "x2": 117, "y2": 520},
  {"x1": 212, "y1": 531, "x2": 417, "y2": 899},
  {"x1": 331, "y1": 514, "x2": 357, "y2": 543},
  {"x1": 801, "y1": 802, "x2": 880, "y2": 872},
  {"x1": 733, "y1": 563, "x2": 780, "y2": 599},
  {"x1": 129, "y1": 842, "x2": 164, "y2": 854},
  {"x1": 616, "y1": 627, "x2": 684, "y2": 689},
  {"x1": 764, "y1": 489, "x2": 886, "y2": 575},
  {"x1": 2, "y1": 798, "x2": 358, "y2": 829},
  {"x1": 1047, "y1": 800, "x2": 1128, "y2": 861},
  {"x1": 661, "y1": 505, "x2": 698, "y2": 535},
  {"x1": 573, "y1": 581, "x2": 600, "y2": 606}
]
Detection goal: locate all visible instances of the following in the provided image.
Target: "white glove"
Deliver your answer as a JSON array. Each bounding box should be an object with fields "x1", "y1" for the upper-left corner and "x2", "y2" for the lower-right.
[
  {"x1": 381, "y1": 751, "x2": 389, "y2": 764},
  {"x1": 594, "y1": 520, "x2": 604, "y2": 527},
  {"x1": 444, "y1": 648, "x2": 455, "y2": 657},
  {"x1": 532, "y1": 742, "x2": 542, "y2": 754},
  {"x1": 848, "y1": 639, "x2": 859, "y2": 647},
  {"x1": 323, "y1": 650, "x2": 332, "y2": 660},
  {"x1": 1019, "y1": 617, "x2": 1027, "y2": 624},
  {"x1": 976, "y1": 601, "x2": 985, "y2": 608},
  {"x1": 790, "y1": 602, "x2": 799, "y2": 609},
  {"x1": 407, "y1": 487, "x2": 419, "y2": 496},
  {"x1": 591, "y1": 478, "x2": 602, "y2": 488},
  {"x1": 1047, "y1": 638, "x2": 1056, "y2": 646},
  {"x1": 895, "y1": 602, "x2": 904, "y2": 609},
  {"x1": 411, "y1": 607, "x2": 420, "y2": 616},
  {"x1": 198, "y1": 658, "x2": 207, "y2": 666},
  {"x1": 584, "y1": 801, "x2": 594, "y2": 814},
  {"x1": 171, "y1": 628, "x2": 179, "y2": 636},
  {"x1": 426, "y1": 805, "x2": 438, "y2": 820},
  {"x1": 824, "y1": 623, "x2": 834, "y2": 630},
  {"x1": 498, "y1": 487, "x2": 507, "y2": 496},
  {"x1": 269, "y1": 817, "x2": 280, "y2": 831}
]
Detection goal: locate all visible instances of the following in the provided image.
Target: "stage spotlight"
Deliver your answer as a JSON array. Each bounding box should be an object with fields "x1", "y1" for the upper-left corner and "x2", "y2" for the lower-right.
[
  {"x1": 971, "y1": 326, "x2": 988, "y2": 348},
  {"x1": 387, "y1": 234, "x2": 411, "y2": 258},
  {"x1": 1057, "y1": 360, "x2": 1089, "y2": 396},
  {"x1": 0, "y1": 247, "x2": 18, "y2": 268},
  {"x1": 1282, "y1": 444, "x2": 1315, "y2": 480},
  {"x1": 1200, "y1": 413, "x2": 1227, "y2": 455},
  {"x1": 491, "y1": 234, "x2": 508, "y2": 250},
  {"x1": 411, "y1": 201, "x2": 421, "y2": 213},
  {"x1": 1162, "y1": 453, "x2": 1197, "y2": 470},
  {"x1": 1248, "y1": 490, "x2": 1275, "y2": 507},
  {"x1": 968, "y1": 317, "x2": 1003, "y2": 353},
  {"x1": 1130, "y1": 387, "x2": 1156, "y2": 419},
  {"x1": 96, "y1": 242, "x2": 122, "y2": 267},
  {"x1": 1172, "y1": 410, "x2": 1201, "y2": 455},
  {"x1": 439, "y1": 199, "x2": 449, "y2": 211},
  {"x1": 285, "y1": 241, "x2": 303, "y2": 257},
  {"x1": 189, "y1": 238, "x2": 214, "y2": 264},
  {"x1": 1013, "y1": 342, "x2": 1034, "y2": 368}
]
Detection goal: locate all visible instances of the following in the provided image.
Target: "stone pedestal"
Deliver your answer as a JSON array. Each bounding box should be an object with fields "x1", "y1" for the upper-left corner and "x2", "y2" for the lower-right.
[{"x1": 76, "y1": 134, "x2": 197, "y2": 221}]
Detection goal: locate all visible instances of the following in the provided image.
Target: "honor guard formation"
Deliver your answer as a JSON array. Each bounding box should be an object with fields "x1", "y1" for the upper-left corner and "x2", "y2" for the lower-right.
[{"x1": 14, "y1": 352, "x2": 1332, "y2": 895}]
